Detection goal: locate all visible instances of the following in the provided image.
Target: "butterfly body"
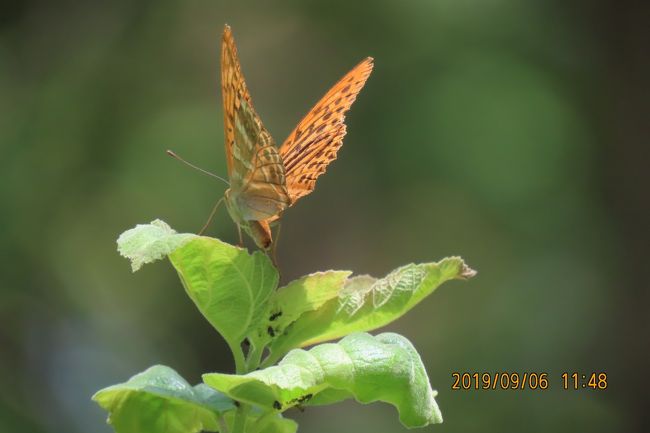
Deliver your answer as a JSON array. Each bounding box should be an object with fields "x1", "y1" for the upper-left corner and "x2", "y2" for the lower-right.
[{"x1": 219, "y1": 25, "x2": 373, "y2": 252}]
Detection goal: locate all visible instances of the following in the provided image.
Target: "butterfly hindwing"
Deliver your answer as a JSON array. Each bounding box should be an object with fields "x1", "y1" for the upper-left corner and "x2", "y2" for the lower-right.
[
  {"x1": 222, "y1": 25, "x2": 290, "y2": 220},
  {"x1": 278, "y1": 57, "x2": 374, "y2": 204}
]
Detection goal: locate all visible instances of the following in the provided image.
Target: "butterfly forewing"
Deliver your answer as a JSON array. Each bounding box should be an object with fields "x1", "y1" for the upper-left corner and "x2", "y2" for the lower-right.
[
  {"x1": 221, "y1": 25, "x2": 290, "y2": 220},
  {"x1": 278, "y1": 57, "x2": 374, "y2": 204}
]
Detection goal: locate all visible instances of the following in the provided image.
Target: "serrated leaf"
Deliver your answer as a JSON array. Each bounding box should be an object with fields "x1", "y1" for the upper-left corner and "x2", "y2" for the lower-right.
[
  {"x1": 267, "y1": 257, "x2": 475, "y2": 360},
  {"x1": 169, "y1": 237, "x2": 278, "y2": 349},
  {"x1": 93, "y1": 365, "x2": 235, "y2": 433},
  {"x1": 117, "y1": 220, "x2": 196, "y2": 271},
  {"x1": 204, "y1": 332, "x2": 442, "y2": 428}
]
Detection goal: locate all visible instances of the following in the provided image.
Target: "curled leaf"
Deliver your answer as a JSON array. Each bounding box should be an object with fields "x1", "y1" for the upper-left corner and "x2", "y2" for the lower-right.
[
  {"x1": 93, "y1": 365, "x2": 234, "y2": 433},
  {"x1": 251, "y1": 271, "x2": 351, "y2": 347},
  {"x1": 117, "y1": 220, "x2": 196, "y2": 271},
  {"x1": 204, "y1": 332, "x2": 442, "y2": 428},
  {"x1": 222, "y1": 410, "x2": 298, "y2": 433},
  {"x1": 267, "y1": 257, "x2": 474, "y2": 359}
]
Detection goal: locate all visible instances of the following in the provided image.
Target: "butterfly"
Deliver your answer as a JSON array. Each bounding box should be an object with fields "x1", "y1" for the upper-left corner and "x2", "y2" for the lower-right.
[{"x1": 220, "y1": 24, "x2": 373, "y2": 252}]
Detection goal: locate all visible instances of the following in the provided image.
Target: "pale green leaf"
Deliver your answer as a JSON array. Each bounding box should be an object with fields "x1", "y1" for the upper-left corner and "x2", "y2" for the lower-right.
[
  {"x1": 93, "y1": 365, "x2": 234, "y2": 433},
  {"x1": 169, "y1": 237, "x2": 278, "y2": 349},
  {"x1": 250, "y1": 271, "x2": 351, "y2": 347},
  {"x1": 204, "y1": 332, "x2": 442, "y2": 428},
  {"x1": 117, "y1": 220, "x2": 196, "y2": 271},
  {"x1": 257, "y1": 415, "x2": 298, "y2": 433},
  {"x1": 222, "y1": 410, "x2": 298, "y2": 433},
  {"x1": 267, "y1": 257, "x2": 475, "y2": 360}
]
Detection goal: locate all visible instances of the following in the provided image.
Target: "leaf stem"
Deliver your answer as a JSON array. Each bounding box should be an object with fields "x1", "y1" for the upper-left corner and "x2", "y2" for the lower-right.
[
  {"x1": 250, "y1": 410, "x2": 276, "y2": 433},
  {"x1": 218, "y1": 415, "x2": 230, "y2": 433},
  {"x1": 228, "y1": 340, "x2": 247, "y2": 375},
  {"x1": 232, "y1": 403, "x2": 250, "y2": 433}
]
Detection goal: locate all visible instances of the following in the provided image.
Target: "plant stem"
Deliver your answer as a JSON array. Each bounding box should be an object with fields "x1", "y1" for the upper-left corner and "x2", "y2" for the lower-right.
[
  {"x1": 229, "y1": 339, "x2": 255, "y2": 432},
  {"x1": 218, "y1": 415, "x2": 230, "y2": 433},
  {"x1": 250, "y1": 410, "x2": 276, "y2": 433},
  {"x1": 228, "y1": 340, "x2": 247, "y2": 375},
  {"x1": 232, "y1": 403, "x2": 250, "y2": 433}
]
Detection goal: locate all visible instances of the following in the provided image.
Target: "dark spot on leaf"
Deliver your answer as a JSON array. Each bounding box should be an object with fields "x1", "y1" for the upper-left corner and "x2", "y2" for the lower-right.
[
  {"x1": 267, "y1": 326, "x2": 275, "y2": 337},
  {"x1": 269, "y1": 311, "x2": 282, "y2": 321},
  {"x1": 234, "y1": 400, "x2": 240, "y2": 407},
  {"x1": 273, "y1": 400, "x2": 282, "y2": 410}
]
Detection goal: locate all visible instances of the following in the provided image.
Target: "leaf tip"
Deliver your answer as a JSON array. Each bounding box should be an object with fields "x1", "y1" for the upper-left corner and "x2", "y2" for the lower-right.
[
  {"x1": 460, "y1": 262, "x2": 477, "y2": 279},
  {"x1": 116, "y1": 219, "x2": 196, "y2": 272},
  {"x1": 444, "y1": 257, "x2": 476, "y2": 280}
]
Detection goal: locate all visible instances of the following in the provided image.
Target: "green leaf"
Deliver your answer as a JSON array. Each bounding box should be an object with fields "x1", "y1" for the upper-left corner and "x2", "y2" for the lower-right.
[
  {"x1": 204, "y1": 332, "x2": 442, "y2": 428},
  {"x1": 267, "y1": 257, "x2": 475, "y2": 359},
  {"x1": 222, "y1": 411, "x2": 298, "y2": 433},
  {"x1": 251, "y1": 271, "x2": 351, "y2": 347},
  {"x1": 256, "y1": 415, "x2": 298, "y2": 433},
  {"x1": 117, "y1": 220, "x2": 196, "y2": 271},
  {"x1": 93, "y1": 365, "x2": 235, "y2": 433},
  {"x1": 169, "y1": 236, "x2": 278, "y2": 351}
]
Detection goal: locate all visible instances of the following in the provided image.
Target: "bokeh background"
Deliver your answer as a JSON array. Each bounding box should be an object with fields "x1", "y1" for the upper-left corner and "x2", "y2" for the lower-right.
[{"x1": 1, "y1": 1, "x2": 648, "y2": 432}]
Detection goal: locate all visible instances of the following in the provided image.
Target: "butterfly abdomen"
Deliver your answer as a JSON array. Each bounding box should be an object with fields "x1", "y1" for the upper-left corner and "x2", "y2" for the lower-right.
[{"x1": 247, "y1": 220, "x2": 273, "y2": 250}]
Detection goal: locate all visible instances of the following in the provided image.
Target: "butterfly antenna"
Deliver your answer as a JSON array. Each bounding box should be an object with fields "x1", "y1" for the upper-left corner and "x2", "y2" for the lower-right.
[{"x1": 166, "y1": 150, "x2": 230, "y2": 186}]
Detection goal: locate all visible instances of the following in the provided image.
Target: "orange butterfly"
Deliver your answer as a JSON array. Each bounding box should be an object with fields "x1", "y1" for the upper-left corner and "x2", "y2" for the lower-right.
[{"x1": 220, "y1": 25, "x2": 373, "y2": 252}]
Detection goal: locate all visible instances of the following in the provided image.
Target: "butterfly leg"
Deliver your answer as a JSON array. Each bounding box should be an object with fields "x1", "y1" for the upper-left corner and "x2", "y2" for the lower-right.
[
  {"x1": 270, "y1": 252, "x2": 279, "y2": 271},
  {"x1": 271, "y1": 222, "x2": 282, "y2": 267},
  {"x1": 199, "y1": 197, "x2": 225, "y2": 235},
  {"x1": 267, "y1": 245, "x2": 279, "y2": 272}
]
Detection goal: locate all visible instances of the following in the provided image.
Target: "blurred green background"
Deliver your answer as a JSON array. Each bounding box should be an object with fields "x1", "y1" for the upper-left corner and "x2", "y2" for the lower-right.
[{"x1": 1, "y1": 1, "x2": 647, "y2": 432}]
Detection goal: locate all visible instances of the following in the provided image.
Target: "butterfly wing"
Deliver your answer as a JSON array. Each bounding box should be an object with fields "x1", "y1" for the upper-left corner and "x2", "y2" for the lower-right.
[
  {"x1": 222, "y1": 25, "x2": 290, "y2": 220},
  {"x1": 278, "y1": 57, "x2": 374, "y2": 204}
]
